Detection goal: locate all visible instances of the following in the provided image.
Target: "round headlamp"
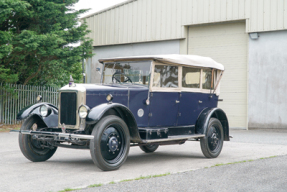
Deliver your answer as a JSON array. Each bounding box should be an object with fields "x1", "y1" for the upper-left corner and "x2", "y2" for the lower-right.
[
  {"x1": 106, "y1": 94, "x2": 113, "y2": 102},
  {"x1": 40, "y1": 104, "x2": 51, "y2": 117},
  {"x1": 78, "y1": 105, "x2": 90, "y2": 119}
]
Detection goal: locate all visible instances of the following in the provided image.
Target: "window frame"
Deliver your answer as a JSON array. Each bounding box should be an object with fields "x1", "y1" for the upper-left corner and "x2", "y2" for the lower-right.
[
  {"x1": 150, "y1": 61, "x2": 221, "y2": 94},
  {"x1": 101, "y1": 60, "x2": 152, "y2": 86},
  {"x1": 150, "y1": 61, "x2": 181, "y2": 92},
  {"x1": 182, "y1": 66, "x2": 216, "y2": 93}
]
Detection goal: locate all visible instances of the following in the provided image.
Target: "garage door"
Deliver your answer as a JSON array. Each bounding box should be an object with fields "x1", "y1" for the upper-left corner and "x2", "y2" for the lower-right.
[{"x1": 188, "y1": 22, "x2": 248, "y2": 128}]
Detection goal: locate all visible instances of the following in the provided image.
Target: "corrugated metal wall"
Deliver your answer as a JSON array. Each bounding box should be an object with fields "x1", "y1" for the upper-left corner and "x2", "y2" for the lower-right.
[{"x1": 83, "y1": 0, "x2": 287, "y2": 46}]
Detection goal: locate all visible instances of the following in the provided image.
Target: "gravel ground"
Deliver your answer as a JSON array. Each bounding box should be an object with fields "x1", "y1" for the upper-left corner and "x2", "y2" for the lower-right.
[{"x1": 79, "y1": 155, "x2": 287, "y2": 192}]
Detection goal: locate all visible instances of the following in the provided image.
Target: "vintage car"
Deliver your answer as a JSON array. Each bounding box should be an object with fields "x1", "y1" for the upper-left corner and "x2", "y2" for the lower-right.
[{"x1": 12, "y1": 54, "x2": 229, "y2": 171}]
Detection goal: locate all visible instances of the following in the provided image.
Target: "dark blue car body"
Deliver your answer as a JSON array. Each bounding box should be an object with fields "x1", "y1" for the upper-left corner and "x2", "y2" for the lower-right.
[{"x1": 84, "y1": 84, "x2": 216, "y2": 127}]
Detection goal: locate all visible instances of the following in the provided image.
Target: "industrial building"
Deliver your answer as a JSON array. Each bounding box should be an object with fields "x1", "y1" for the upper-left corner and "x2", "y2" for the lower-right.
[{"x1": 82, "y1": 0, "x2": 287, "y2": 129}]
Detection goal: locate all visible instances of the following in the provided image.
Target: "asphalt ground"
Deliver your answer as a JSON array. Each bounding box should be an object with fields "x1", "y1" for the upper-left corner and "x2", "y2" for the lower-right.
[
  {"x1": 80, "y1": 155, "x2": 287, "y2": 192},
  {"x1": 1, "y1": 129, "x2": 287, "y2": 192}
]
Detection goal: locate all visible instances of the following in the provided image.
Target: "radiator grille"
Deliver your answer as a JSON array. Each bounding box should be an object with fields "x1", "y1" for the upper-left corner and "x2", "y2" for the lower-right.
[{"x1": 60, "y1": 92, "x2": 77, "y2": 125}]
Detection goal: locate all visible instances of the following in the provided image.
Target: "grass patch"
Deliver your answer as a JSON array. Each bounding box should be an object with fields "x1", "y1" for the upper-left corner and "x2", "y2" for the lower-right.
[
  {"x1": 211, "y1": 156, "x2": 278, "y2": 168},
  {"x1": 134, "y1": 175, "x2": 152, "y2": 180},
  {"x1": 152, "y1": 173, "x2": 171, "y2": 178},
  {"x1": 88, "y1": 183, "x2": 103, "y2": 188},
  {"x1": 120, "y1": 179, "x2": 134, "y2": 182},
  {"x1": 260, "y1": 156, "x2": 276, "y2": 159},
  {"x1": 126, "y1": 172, "x2": 171, "y2": 182},
  {"x1": 58, "y1": 188, "x2": 81, "y2": 192},
  {"x1": 86, "y1": 172, "x2": 172, "y2": 190}
]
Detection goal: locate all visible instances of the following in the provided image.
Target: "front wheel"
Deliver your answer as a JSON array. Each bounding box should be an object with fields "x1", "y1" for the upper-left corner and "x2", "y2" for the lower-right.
[
  {"x1": 200, "y1": 118, "x2": 224, "y2": 158},
  {"x1": 90, "y1": 115, "x2": 130, "y2": 171},
  {"x1": 19, "y1": 116, "x2": 57, "y2": 162}
]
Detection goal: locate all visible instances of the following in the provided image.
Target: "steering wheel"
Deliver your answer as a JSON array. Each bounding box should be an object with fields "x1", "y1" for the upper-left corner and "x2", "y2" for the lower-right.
[{"x1": 112, "y1": 72, "x2": 132, "y2": 83}]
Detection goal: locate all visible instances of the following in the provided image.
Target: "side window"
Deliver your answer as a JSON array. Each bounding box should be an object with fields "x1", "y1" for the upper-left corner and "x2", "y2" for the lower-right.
[
  {"x1": 102, "y1": 63, "x2": 115, "y2": 83},
  {"x1": 153, "y1": 65, "x2": 178, "y2": 88},
  {"x1": 182, "y1": 67, "x2": 201, "y2": 88},
  {"x1": 202, "y1": 69, "x2": 213, "y2": 89}
]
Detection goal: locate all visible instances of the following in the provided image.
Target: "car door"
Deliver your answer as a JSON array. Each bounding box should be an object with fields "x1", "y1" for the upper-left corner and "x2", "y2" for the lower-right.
[
  {"x1": 149, "y1": 92, "x2": 179, "y2": 127},
  {"x1": 177, "y1": 67, "x2": 202, "y2": 126},
  {"x1": 177, "y1": 92, "x2": 200, "y2": 126},
  {"x1": 178, "y1": 67, "x2": 218, "y2": 126},
  {"x1": 148, "y1": 64, "x2": 179, "y2": 127}
]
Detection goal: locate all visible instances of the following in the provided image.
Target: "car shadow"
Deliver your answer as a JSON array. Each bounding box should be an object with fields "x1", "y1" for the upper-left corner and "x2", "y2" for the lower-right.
[{"x1": 42, "y1": 149, "x2": 205, "y2": 172}]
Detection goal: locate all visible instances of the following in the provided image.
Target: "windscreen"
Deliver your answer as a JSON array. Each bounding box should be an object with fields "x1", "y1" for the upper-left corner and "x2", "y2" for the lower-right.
[{"x1": 102, "y1": 61, "x2": 151, "y2": 86}]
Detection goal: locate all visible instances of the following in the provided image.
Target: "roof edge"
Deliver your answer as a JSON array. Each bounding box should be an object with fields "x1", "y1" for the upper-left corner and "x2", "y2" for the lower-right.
[
  {"x1": 81, "y1": 0, "x2": 137, "y2": 19},
  {"x1": 98, "y1": 55, "x2": 225, "y2": 71}
]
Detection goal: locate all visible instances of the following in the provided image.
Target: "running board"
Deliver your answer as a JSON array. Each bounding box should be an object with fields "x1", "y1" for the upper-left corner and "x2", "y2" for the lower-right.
[
  {"x1": 142, "y1": 134, "x2": 205, "y2": 143},
  {"x1": 10, "y1": 130, "x2": 94, "y2": 140}
]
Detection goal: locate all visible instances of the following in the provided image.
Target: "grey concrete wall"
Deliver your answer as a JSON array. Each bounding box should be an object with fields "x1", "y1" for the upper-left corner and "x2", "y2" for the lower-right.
[
  {"x1": 248, "y1": 30, "x2": 287, "y2": 128},
  {"x1": 86, "y1": 40, "x2": 180, "y2": 83}
]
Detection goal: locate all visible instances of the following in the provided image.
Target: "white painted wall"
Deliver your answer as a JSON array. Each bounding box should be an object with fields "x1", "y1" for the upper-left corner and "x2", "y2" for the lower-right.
[
  {"x1": 86, "y1": 40, "x2": 180, "y2": 83},
  {"x1": 248, "y1": 30, "x2": 287, "y2": 128}
]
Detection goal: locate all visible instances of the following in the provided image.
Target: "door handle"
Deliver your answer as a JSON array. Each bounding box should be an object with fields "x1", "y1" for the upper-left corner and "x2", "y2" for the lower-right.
[
  {"x1": 198, "y1": 100, "x2": 202, "y2": 103},
  {"x1": 175, "y1": 100, "x2": 180, "y2": 103}
]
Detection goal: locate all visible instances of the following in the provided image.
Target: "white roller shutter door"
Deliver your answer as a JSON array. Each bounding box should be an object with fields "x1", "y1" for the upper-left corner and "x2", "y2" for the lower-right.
[{"x1": 188, "y1": 22, "x2": 248, "y2": 128}]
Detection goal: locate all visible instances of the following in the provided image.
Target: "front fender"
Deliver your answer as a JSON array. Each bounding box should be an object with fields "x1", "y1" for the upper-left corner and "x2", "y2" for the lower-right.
[
  {"x1": 195, "y1": 108, "x2": 230, "y2": 141},
  {"x1": 86, "y1": 103, "x2": 142, "y2": 143},
  {"x1": 17, "y1": 102, "x2": 58, "y2": 128},
  {"x1": 86, "y1": 103, "x2": 130, "y2": 124}
]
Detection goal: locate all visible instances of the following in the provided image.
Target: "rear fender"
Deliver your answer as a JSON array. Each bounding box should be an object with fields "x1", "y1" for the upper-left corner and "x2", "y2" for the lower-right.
[
  {"x1": 86, "y1": 103, "x2": 142, "y2": 143},
  {"x1": 195, "y1": 108, "x2": 230, "y2": 141},
  {"x1": 17, "y1": 102, "x2": 58, "y2": 128}
]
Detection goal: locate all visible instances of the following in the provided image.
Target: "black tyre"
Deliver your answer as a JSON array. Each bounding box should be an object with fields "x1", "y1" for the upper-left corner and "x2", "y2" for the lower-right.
[
  {"x1": 90, "y1": 115, "x2": 130, "y2": 171},
  {"x1": 200, "y1": 118, "x2": 224, "y2": 158},
  {"x1": 139, "y1": 144, "x2": 159, "y2": 153},
  {"x1": 19, "y1": 116, "x2": 57, "y2": 162}
]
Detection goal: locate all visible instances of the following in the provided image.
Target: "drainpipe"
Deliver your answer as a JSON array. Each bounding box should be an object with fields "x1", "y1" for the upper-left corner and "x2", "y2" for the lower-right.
[{"x1": 82, "y1": 53, "x2": 85, "y2": 83}]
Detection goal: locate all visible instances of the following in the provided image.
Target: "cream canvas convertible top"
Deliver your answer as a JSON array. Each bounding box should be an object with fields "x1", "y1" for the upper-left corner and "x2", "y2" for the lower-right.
[{"x1": 99, "y1": 54, "x2": 224, "y2": 71}]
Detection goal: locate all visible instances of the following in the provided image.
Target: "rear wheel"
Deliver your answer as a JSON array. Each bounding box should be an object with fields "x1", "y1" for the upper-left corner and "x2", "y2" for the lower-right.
[
  {"x1": 139, "y1": 144, "x2": 159, "y2": 153},
  {"x1": 19, "y1": 116, "x2": 57, "y2": 162},
  {"x1": 90, "y1": 115, "x2": 130, "y2": 171},
  {"x1": 200, "y1": 118, "x2": 224, "y2": 158}
]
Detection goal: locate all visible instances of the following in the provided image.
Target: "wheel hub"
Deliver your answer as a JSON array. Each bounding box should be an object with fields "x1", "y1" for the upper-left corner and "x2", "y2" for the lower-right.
[
  {"x1": 211, "y1": 133, "x2": 219, "y2": 145},
  {"x1": 108, "y1": 136, "x2": 119, "y2": 152},
  {"x1": 100, "y1": 126, "x2": 124, "y2": 162},
  {"x1": 208, "y1": 126, "x2": 220, "y2": 151}
]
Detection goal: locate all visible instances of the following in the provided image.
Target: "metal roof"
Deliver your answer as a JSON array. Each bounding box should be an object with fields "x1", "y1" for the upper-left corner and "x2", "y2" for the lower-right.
[
  {"x1": 81, "y1": 0, "x2": 135, "y2": 19},
  {"x1": 99, "y1": 54, "x2": 224, "y2": 71},
  {"x1": 83, "y1": 0, "x2": 287, "y2": 47}
]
